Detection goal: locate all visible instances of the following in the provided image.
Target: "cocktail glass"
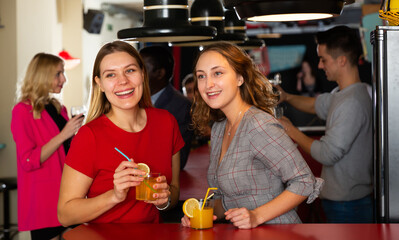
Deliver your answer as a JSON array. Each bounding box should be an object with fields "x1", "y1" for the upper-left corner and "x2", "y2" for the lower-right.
[
  {"x1": 191, "y1": 199, "x2": 214, "y2": 230},
  {"x1": 136, "y1": 173, "x2": 159, "y2": 201}
]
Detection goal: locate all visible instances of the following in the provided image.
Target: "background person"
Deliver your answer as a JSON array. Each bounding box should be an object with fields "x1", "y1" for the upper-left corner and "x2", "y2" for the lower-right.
[
  {"x1": 139, "y1": 46, "x2": 193, "y2": 169},
  {"x1": 277, "y1": 26, "x2": 373, "y2": 223},
  {"x1": 182, "y1": 73, "x2": 195, "y2": 103},
  {"x1": 57, "y1": 41, "x2": 184, "y2": 226},
  {"x1": 181, "y1": 42, "x2": 323, "y2": 229},
  {"x1": 285, "y1": 60, "x2": 325, "y2": 127},
  {"x1": 182, "y1": 72, "x2": 211, "y2": 148},
  {"x1": 11, "y1": 53, "x2": 84, "y2": 240},
  {"x1": 296, "y1": 61, "x2": 319, "y2": 97}
]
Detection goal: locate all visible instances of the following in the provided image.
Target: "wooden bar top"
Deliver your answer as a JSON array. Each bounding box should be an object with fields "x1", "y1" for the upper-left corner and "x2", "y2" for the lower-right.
[{"x1": 64, "y1": 223, "x2": 399, "y2": 240}]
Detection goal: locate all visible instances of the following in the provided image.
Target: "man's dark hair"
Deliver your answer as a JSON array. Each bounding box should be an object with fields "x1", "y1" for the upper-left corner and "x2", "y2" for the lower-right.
[
  {"x1": 316, "y1": 25, "x2": 362, "y2": 66},
  {"x1": 139, "y1": 45, "x2": 174, "y2": 82}
]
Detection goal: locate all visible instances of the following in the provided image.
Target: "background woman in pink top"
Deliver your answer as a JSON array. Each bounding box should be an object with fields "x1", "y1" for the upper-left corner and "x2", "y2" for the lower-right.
[{"x1": 11, "y1": 53, "x2": 84, "y2": 239}]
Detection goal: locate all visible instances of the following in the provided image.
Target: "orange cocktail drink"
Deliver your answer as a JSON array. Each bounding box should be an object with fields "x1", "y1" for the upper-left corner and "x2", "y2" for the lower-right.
[
  {"x1": 136, "y1": 173, "x2": 159, "y2": 201},
  {"x1": 191, "y1": 199, "x2": 214, "y2": 229}
]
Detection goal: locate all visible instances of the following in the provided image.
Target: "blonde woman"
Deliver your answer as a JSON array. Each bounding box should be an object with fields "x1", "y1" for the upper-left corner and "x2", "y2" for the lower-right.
[
  {"x1": 181, "y1": 42, "x2": 323, "y2": 229},
  {"x1": 11, "y1": 53, "x2": 84, "y2": 239},
  {"x1": 57, "y1": 41, "x2": 183, "y2": 226}
]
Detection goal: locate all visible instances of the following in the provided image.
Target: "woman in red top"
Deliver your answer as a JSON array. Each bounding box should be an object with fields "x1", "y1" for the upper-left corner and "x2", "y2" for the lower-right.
[{"x1": 57, "y1": 41, "x2": 184, "y2": 226}]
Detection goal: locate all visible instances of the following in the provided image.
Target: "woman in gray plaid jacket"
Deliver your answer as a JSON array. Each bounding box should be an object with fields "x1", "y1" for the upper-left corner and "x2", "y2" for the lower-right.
[{"x1": 181, "y1": 42, "x2": 323, "y2": 229}]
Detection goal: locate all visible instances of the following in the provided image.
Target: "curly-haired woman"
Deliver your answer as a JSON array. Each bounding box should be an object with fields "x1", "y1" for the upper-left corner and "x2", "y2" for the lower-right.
[{"x1": 181, "y1": 42, "x2": 323, "y2": 229}]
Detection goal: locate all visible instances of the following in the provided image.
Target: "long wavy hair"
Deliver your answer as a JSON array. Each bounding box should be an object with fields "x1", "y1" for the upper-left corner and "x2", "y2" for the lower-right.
[
  {"x1": 191, "y1": 42, "x2": 278, "y2": 135},
  {"x1": 85, "y1": 41, "x2": 152, "y2": 124},
  {"x1": 17, "y1": 53, "x2": 64, "y2": 119}
]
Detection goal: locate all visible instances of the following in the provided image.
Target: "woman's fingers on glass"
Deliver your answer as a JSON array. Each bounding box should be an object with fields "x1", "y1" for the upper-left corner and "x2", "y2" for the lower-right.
[
  {"x1": 71, "y1": 105, "x2": 87, "y2": 118},
  {"x1": 114, "y1": 172, "x2": 143, "y2": 188},
  {"x1": 115, "y1": 161, "x2": 137, "y2": 173},
  {"x1": 73, "y1": 113, "x2": 84, "y2": 119},
  {"x1": 134, "y1": 170, "x2": 147, "y2": 177},
  {"x1": 153, "y1": 182, "x2": 168, "y2": 190},
  {"x1": 181, "y1": 215, "x2": 191, "y2": 227},
  {"x1": 156, "y1": 175, "x2": 167, "y2": 182},
  {"x1": 149, "y1": 191, "x2": 167, "y2": 200},
  {"x1": 144, "y1": 196, "x2": 166, "y2": 205}
]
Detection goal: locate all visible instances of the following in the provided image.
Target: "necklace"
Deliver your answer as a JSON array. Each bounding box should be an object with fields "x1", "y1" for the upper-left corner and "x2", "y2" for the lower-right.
[{"x1": 227, "y1": 110, "x2": 242, "y2": 136}]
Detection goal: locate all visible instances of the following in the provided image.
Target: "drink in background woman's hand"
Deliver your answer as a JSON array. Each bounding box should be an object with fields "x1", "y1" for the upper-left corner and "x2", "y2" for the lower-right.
[{"x1": 71, "y1": 105, "x2": 87, "y2": 118}]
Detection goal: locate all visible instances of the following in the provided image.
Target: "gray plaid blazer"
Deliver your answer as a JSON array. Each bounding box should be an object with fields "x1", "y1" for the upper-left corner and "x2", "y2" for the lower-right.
[{"x1": 208, "y1": 106, "x2": 323, "y2": 224}]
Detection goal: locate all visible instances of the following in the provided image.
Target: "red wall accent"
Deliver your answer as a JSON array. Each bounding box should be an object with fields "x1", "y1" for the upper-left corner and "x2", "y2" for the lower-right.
[{"x1": 172, "y1": 47, "x2": 181, "y2": 90}]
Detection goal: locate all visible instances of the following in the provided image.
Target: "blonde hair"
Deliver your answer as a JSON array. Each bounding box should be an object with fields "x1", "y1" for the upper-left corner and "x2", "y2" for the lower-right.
[
  {"x1": 191, "y1": 42, "x2": 278, "y2": 135},
  {"x1": 17, "y1": 53, "x2": 64, "y2": 119},
  {"x1": 85, "y1": 41, "x2": 153, "y2": 124}
]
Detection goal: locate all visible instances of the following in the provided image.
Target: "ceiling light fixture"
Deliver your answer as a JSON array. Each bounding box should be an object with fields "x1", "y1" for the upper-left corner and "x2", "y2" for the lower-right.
[
  {"x1": 173, "y1": 0, "x2": 246, "y2": 47},
  {"x1": 224, "y1": 8, "x2": 248, "y2": 41},
  {"x1": 223, "y1": 0, "x2": 348, "y2": 22},
  {"x1": 223, "y1": 8, "x2": 264, "y2": 50},
  {"x1": 117, "y1": 0, "x2": 216, "y2": 43}
]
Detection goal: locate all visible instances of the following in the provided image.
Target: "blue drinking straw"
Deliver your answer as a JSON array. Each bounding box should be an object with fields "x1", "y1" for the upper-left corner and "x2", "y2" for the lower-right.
[{"x1": 114, "y1": 147, "x2": 131, "y2": 162}]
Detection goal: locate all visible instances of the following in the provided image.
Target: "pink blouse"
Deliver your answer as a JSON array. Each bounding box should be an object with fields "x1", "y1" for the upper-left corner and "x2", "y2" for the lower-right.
[{"x1": 11, "y1": 102, "x2": 68, "y2": 231}]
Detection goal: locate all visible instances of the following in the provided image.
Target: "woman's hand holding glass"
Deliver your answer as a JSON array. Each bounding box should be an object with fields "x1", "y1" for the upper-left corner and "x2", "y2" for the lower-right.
[
  {"x1": 112, "y1": 160, "x2": 145, "y2": 203},
  {"x1": 71, "y1": 105, "x2": 87, "y2": 118},
  {"x1": 144, "y1": 175, "x2": 171, "y2": 208},
  {"x1": 60, "y1": 114, "x2": 84, "y2": 140},
  {"x1": 112, "y1": 161, "x2": 170, "y2": 207}
]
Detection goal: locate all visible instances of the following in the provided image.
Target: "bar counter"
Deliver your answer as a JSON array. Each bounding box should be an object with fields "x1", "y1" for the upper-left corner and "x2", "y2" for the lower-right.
[{"x1": 64, "y1": 223, "x2": 399, "y2": 240}]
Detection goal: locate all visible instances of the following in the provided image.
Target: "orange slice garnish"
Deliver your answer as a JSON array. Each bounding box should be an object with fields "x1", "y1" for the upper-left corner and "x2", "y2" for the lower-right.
[
  {"x1": 137, "y1": 163, "x2": 150, "y2": 177},
  {"x1": 183, "y1": 198, "x2": 200, "y2": 218}
]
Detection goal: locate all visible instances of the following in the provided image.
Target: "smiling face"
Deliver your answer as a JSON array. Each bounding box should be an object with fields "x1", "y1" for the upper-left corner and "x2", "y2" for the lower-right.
[
  {"x1": 51, "y1": 62, "x2": 66, "y2": 94},
  {"x1": 195, "y1": 50, "x2": 243, "y2": 112},
  {"x1": 95, "y1": 51, "x2": 144, "y2": 112}
]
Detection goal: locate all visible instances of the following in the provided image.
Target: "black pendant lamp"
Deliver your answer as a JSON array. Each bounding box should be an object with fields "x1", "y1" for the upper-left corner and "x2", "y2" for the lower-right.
[
  {"x1": 223, "y1": 8, "x2": 264, "y2": 50},
  {"x1": 223, "y1": 0, "x2": 346, "y2": 22},
  {"x1": 117, "y1": 0, "x2": 217, "y2": 43},
  {"x1": 173, "y1": 0, "x2": 246, "y2": 47},
  {"x1": 224, "y1": 8, "x2": 248, "y2": 42}
]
